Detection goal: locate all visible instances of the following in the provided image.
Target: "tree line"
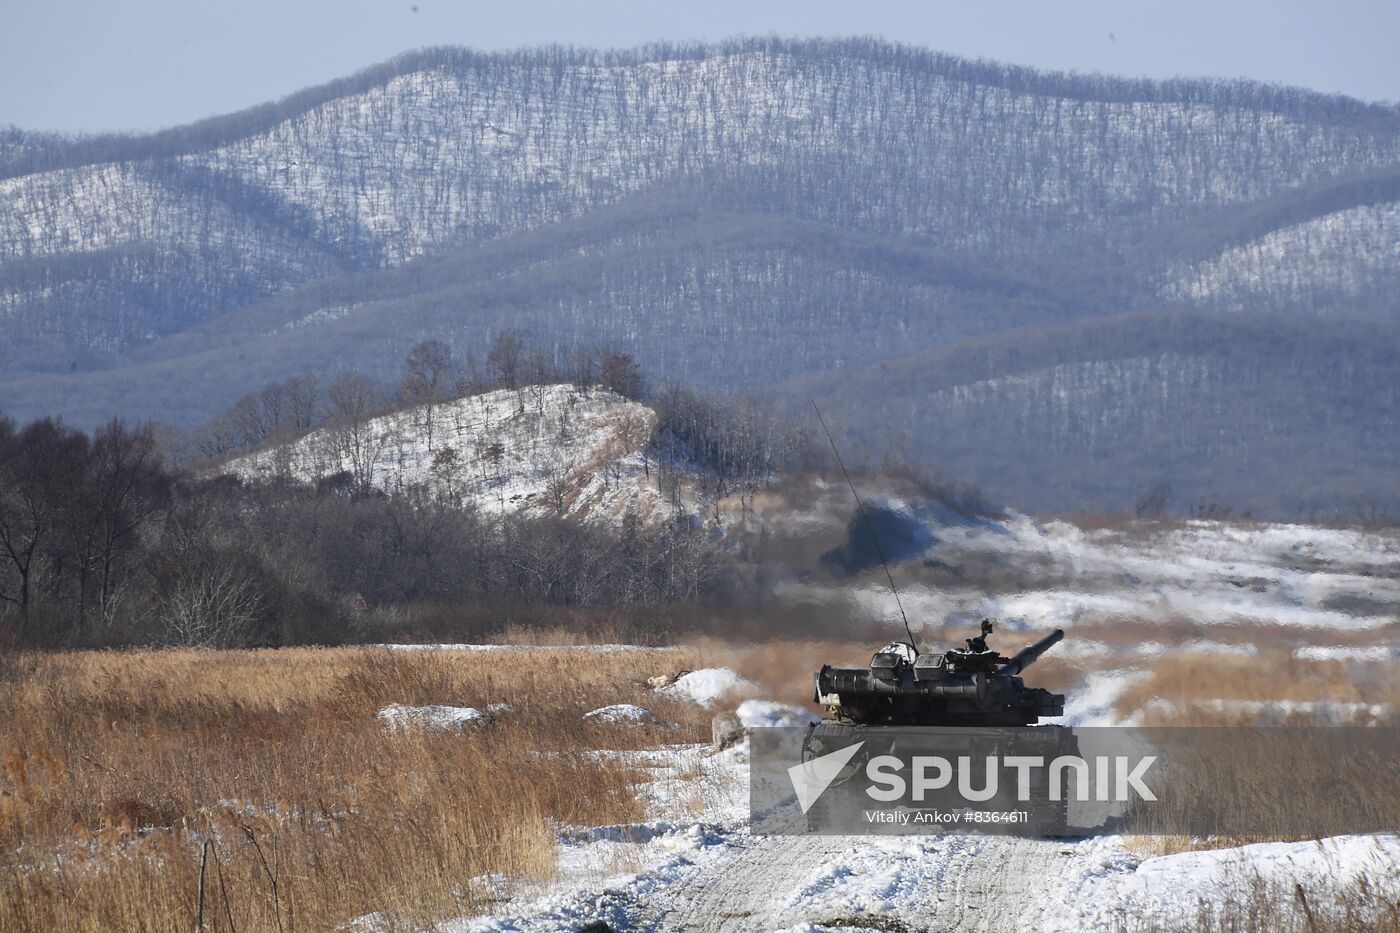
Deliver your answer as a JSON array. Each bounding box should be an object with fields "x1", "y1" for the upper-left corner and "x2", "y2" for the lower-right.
[
  {"x1": 0, "y1": 340, "x2": 817, "y2": 649},
  {"x1": 185, "y1": 332, "x2": 648, "y2": 462},
  {"x1": 0, "y1": 413, "x2": 745, "y2": 650}
]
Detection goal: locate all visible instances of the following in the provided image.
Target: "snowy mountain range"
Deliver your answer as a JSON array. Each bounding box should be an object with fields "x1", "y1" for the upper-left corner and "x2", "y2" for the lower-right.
[{"x1": 4, "y1": 39, "x2": 1400, "y2": 516}]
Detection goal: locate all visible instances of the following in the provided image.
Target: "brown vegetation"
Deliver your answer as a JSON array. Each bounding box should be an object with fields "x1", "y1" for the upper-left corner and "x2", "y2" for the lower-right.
[
  {"x1": 0, "y1": 645, "x2": 711, "y2": 932},
  {"x1": 1118, "y1": 653, "x2": 1399, "y2": 725},
  {"x1": 3, "y1": 629, "x2": 1393, "y2": 930}
]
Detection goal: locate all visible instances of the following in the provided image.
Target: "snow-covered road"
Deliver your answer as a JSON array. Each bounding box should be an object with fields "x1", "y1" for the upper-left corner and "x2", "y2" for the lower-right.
[
  {"x1": 449, "y1": 734, "x2": 1397, "y2": 933},
  {"x1": 628, "y1": 832, "x2": 1085, "y2": 932}
]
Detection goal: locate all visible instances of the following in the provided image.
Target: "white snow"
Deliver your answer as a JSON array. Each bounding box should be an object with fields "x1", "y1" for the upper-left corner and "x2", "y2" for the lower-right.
[
  {"x1": 1294, "y1": 644, "x2": 1399, "y2": 662},
  {"x1": 1137, "y1": 697, "x2": 1391, "y2": 725},
  {"x1": 1056, "y1": 639, "x2": 1256, "y2": 661},
  {"x1": 1164, "y1": 201, "x2": 1400, "y2": 312},
  {"x1": 224, "y1": 384, "x2": 704, "y2": 525},
  {"x1": 266, "y1": 304, "x2": 355, "y2": 335},
  {"x1": 10, "y1": 46, "x2": 1397, "y2": 288},
  {"x1": 345, "y1": 506, "x2": 1400, "y2": 931},
  {"x1": 582, "y1": 704, "x2": 657, "y2": 725},
  {"x1": 376, "y1": 703, "x2": 485, "y2": 731},
  {"x1": 659, "y1": 668, "x2": 759, "y2": 708},
  {"x1": 438, "y1": 741, "x2": 750, "y2": 933},
  {"x1": 1053, "y1": 835, "x2": 1400, "y2": 931},
  {"x1": 806, "y1": 513, "x2": 1400, "y2": 635},
  {"x1": 359, "y1": 711, "x2": 1400, "y2": 932}
]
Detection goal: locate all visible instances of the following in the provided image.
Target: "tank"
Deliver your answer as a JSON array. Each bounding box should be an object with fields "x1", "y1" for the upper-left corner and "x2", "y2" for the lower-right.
[
  {"x1": 803, "y1": 621, "x2": 1076, "y2": 832},
  {"x1": 813, "y1": 619, "x2": 1065, "y2": 726}
]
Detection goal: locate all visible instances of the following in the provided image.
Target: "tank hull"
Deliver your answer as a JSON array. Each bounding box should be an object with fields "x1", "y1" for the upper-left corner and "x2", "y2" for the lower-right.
[{"x1": 800, "y1": 720, "x2": 1080, "y2": 835}]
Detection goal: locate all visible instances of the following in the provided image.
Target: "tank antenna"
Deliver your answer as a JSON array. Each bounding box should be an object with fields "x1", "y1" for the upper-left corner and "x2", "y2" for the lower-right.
[{"x1": 811, "y1": 401, "x2": 918, "y2": 654}]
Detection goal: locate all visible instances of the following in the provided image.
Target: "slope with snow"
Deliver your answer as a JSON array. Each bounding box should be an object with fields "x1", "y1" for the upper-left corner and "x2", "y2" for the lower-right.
[
  {"x1": 7, "y1": 40, "x2": 1400, "y2": 437},
  {"x1": 11, "y1": 46, "x2": 1397, "y2": 284},
  {"x1": 809, "y1": 512, "x2": 1400, "y2": 636},
  {"x1": 763, "y1": 489, "x2": 1398, "y2": 726},
  {"x1": 222, "y1": 384, "x2": 696, "y2": 523},
  {"x1": 1163, "y1": 200, "x2": 1400, "y2": 314}
]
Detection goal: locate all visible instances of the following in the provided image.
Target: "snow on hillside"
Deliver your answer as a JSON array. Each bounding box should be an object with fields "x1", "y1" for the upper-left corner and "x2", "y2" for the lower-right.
[
  {"x1": 1163, "y1": 200, "x2": 1400, "y2": 312},
  {"x1": 223, "y1": 384, "x2": 696, "y2": 523},
  {"x1": 762, "y1": 493, "x2": 1398, "y2": 727},
  {"x1": 815, "y1": 513, "x2": 1400, "y2": 634},
  {"x1": 12, "y1": 48, "x2": 1396, "y2": 274},
  {"x1": 9, "y1": 41, "x2": 1400, "y2": 370}
]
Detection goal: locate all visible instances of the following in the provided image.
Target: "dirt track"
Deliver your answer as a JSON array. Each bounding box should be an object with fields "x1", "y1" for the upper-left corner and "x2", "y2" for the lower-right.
[{"x1": 629, "y1": 833, "x2": 1079, "y2": 932}]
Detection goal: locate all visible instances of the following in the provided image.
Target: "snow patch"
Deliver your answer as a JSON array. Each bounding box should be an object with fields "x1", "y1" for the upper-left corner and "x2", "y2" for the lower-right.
[
  {"x1": 376, "y1": 704, "x2": 484, "y2": 731},
  {"x1": 1140, "y1": 697, "x2": 1391, "y2": 725},
  {"x1": 582, "y1": 704, "x2": 657, "y2": 725},
  {"x1": 823, "y1": 513, "x2": 1400, "y2": 636},
  {"x1": 1294, "y1": 644, "x2": 1399, "y2": 662},
  {"x1": 1055, "y1": 835, "x2": 1400, "y2": 931},
  {"x1": 660, "y1": 668, "x2": 758, "y2": 708}
]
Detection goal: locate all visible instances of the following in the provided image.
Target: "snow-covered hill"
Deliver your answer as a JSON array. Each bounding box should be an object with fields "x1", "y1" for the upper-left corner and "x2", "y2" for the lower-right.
[
  {"x1": 6, "y1": 40, "x2": 1400, "y2": 517},
  {"x1": 1164, "y1": 200, "x2": 1400, "y2": 313},
  {"x1": 223, "y1": 384, "x2": 696, "y2": 523},
  {"x1": 813, "y1": 511, "x2": 1400, "y2": 638},
  {"x1": 5, "y1": 40, "x2": 1400, "y2": 404},
  {"x1": 762, "y1": 490, "x2": 1399, "y2": 726},
  {"x1": 9, "y1": 44, "x2": 1396, "y2": 290},
  {"x1": 783, "y1": 310, "x2": 1400, "y2": 516}
]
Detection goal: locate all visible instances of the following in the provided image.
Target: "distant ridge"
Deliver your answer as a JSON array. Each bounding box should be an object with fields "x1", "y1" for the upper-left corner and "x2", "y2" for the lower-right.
[
  {"x1": 780, "y1": 311, "x2": 1400, "y2": 516},
  {"x1": 5, "y1": 37, "x2": 1398, "y2": 180},
  {"x1": 4, "y1": 37, "x2": 1400, "y2": 516}
]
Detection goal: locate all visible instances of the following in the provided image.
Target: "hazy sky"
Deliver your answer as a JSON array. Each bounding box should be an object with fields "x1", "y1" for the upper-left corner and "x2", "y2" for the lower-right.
[{"x1": 3, "y1": 0, "x2": 1397, "y2": 134}]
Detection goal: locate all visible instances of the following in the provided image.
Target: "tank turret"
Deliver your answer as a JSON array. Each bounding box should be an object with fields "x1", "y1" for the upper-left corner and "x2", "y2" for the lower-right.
[{"x1": 813, "y1": 621, "x2": 1065, "y2": 726}]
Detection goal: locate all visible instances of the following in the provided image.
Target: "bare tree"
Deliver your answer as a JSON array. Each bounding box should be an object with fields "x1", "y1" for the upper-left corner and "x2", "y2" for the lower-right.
[
  {"x1": 600, "y1": 353, "x2": 644, "y2": 399},
  {"x1": 190, "y1": 416, "x2": 240, "y2": 462},
  {"x1": 486, "y1": 330, "x2": 526, "y2": 389},
  {"x1": 77, "y1": 420, "x2": 170, "y2": 626},
  {"x1": 159, "y1": 563, "x2": 265, "y2": 647},
  {"x1": 567, "y1": 347, "x2": 600, "y2": 390},
  {"x1": 402, "y1": 339, "x2": 456, "y2": 451},
  {"x1": 429, "y1": 446, "x2": 464, "y2": 503},
  {"x1": 226, "y1": 394, "x2": 270, "y2": 449},
  {"x1": 282, "y1": 373, "x2": 321, "y2": 432},
  {"x1": 324, "y1": 372, "x2": 391, "y2": 495},
  {"x1": 0, "y1": 418, "x2": 87, "y2": 635},
  {"x1": 542, "y1": 456, "x2": 578, "y2": 515}
]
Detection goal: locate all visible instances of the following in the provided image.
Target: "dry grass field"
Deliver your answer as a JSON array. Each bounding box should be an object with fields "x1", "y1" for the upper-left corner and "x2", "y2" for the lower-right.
[
  {"x1": 1118, "y1": 653, "x2": 1400, "y2": 726},
  {"x1": 2, "y1": 634, "x2": 1394, "y2": 932},
  {"x1": 0, "y1": 645, "x2": 723, "y2": 932}
]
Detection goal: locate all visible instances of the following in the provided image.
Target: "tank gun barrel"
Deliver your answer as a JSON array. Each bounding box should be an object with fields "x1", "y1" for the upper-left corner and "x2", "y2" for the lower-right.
[{"x1": 996, "y1": 629, "x2": 1064, "y2": 676}]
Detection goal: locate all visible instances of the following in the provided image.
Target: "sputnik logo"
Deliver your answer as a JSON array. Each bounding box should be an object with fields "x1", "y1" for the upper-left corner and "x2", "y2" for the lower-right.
[{"x1": 788, "y1": 741, "x2": 865, "y2": 813}]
